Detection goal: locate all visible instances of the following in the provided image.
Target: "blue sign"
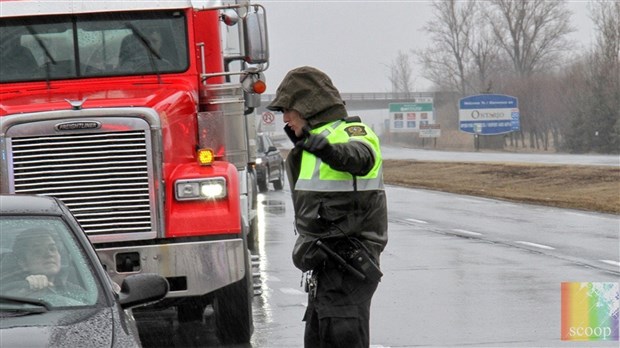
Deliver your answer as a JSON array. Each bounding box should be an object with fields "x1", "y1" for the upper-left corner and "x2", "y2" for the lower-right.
[{"x1": 458, "y1": 94, "x2": 520, "y2": 135}]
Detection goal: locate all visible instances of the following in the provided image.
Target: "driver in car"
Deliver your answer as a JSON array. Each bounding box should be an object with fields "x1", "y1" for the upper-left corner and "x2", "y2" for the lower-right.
[
  {"x1": 14, "y1": 230, "x2": 61, "y2": 292},
  {"x1": 2, "y1": 229, "x2": 85, "y2": 300}
]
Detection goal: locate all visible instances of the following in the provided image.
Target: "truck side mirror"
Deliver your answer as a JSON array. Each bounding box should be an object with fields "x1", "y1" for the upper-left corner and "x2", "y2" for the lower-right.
[{"x1": 243, "y1": 6, "x2": 269, "y2": 64}]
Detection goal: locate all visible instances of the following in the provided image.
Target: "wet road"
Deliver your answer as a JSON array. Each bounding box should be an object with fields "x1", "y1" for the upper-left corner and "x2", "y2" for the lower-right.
[
  {"x1": 142, "y1": 183, "x2": 619, "y2": 347},
  {"x1": 249, "y1": 187, "x2": 618, "y2": 347}
]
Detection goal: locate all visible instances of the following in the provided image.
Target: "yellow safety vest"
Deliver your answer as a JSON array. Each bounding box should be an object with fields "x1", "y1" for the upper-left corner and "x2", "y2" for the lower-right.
[{"x1": 296, "y1": 120, "x2": 384, "y2": 192}]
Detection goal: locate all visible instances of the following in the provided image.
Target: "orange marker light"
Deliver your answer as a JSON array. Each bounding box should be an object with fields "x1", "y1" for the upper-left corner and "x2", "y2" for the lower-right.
[
  {"x1": 253, "y1": 80, "x2": 267, "y2": 94},
  {"x1": 197, "y1": 148, "x2": 214, "y2": 165}
]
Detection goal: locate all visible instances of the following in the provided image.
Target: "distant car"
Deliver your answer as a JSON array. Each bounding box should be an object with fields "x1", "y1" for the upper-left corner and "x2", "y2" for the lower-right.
[
  {"x1": 255, "y1": 133, "x2": 285, "y2": 192},
  {"x1": 0, "y1": 194, "x2": 168, "y2": 347}
]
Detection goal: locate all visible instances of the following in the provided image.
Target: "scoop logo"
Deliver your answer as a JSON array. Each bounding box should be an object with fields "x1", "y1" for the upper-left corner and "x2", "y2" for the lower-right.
[{"x1": 561, "y1": 282, "x2": 619, "y2": 341}]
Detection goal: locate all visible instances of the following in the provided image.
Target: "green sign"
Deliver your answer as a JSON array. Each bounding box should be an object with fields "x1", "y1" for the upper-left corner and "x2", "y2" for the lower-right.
[
  {"x1": 388, "y1": 100, "x2": 435, "y2": 133},
  {"x1": 389, "y1": 103, "x2": 433, "y2": 113}
]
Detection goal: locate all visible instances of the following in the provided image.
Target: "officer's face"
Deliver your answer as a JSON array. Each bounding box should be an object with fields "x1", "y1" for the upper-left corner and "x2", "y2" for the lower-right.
[{"x1": 283, "y1": 109, "x2": 308, "y2": 137}]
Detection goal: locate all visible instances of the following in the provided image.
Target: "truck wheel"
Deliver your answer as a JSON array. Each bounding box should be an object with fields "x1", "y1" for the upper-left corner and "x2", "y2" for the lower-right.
[
  {"x1": 213, "y1": 251, "x2": 253, "y2": 344},
  {"x1": 258, "y1": 178, "x2": 268, "y2": 193},
  {"x1": 247, "y1": 215, "x2": 259, "y2": 251},
  {"x1": 272, "y1": 165, "x2": 284, "y2": 191}
]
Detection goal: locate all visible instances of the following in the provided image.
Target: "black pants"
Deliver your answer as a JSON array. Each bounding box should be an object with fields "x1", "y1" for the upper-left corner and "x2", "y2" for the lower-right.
[{"x1": 303, "y1": 265, "x2": 378, "y2": 348}]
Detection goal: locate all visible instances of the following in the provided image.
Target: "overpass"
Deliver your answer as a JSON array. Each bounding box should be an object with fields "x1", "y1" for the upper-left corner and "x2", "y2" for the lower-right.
[{"x1": 258, "y1": 92, "x2": 458, "y2": 113}]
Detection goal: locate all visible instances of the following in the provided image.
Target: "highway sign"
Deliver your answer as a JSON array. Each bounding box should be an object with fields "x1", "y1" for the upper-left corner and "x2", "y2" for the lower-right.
[
  {"x1": 458, "y1": 94, "x2": 520, "y2": 135},
  {"x1": 389, "y1": 98, "x2": 434, "y2": 133}
]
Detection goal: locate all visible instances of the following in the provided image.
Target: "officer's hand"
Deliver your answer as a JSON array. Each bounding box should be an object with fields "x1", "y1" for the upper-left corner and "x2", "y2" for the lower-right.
[
  {"x1": 297, "y1": 133, "x2": 332, "y2": 157},
  {"x1": 25, "y1": 275, "x2": 54, "y2": 290}
]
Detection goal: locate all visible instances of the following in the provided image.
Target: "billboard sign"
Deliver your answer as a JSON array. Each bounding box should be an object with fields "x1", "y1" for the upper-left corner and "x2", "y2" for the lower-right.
[
  {"x1": 419, "y1": 124, "x2": 441, "y2": 138},
  {"x1": 459, "y1": 94, "x2": 520, "y2": 135},
  {"x1": 389, "y1": 98, "x2": 434, "y2": 133}
]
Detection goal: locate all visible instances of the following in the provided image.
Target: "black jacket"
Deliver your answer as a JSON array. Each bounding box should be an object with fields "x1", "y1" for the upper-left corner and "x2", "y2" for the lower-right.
[{"x1": 270, "y1": 66, "x2": 388, "y2": 268}]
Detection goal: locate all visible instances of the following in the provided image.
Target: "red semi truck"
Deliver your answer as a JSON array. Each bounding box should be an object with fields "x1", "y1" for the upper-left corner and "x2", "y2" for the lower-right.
[{"x1": 0, "y1": 0, "x2": 269, "y2": 343}]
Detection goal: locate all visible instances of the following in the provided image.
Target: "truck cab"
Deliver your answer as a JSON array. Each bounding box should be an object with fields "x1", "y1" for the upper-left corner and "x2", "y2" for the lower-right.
[{"x1": 0, "y1": 0, "x2": 269, "y2": 344}]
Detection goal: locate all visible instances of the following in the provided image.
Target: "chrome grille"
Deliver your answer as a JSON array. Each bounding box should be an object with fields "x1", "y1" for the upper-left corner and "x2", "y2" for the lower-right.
[{"x1": 11, "y1": 131, "x2": 153, "y2": 235}]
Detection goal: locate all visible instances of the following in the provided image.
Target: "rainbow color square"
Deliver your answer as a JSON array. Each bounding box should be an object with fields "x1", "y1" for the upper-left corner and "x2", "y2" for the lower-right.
[{"x1": 561, "y1": 282, "x2": 619, "y2": 341}]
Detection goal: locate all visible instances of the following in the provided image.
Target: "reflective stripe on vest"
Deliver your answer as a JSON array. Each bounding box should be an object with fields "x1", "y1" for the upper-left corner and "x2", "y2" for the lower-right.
[{"x1": 295, "y1": 120, "x2": 384, "y2": 192}]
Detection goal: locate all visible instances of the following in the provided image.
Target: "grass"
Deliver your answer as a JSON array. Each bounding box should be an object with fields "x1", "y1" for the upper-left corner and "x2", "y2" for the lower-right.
[{"x1": 382, "y1": 160, "x2": 620, "y2": 215}]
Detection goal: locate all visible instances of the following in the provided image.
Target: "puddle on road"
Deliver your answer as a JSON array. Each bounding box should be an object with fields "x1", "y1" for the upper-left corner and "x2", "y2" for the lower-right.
[{"x1": 261, "y1": 199, "x2": 286, "y2": 215}]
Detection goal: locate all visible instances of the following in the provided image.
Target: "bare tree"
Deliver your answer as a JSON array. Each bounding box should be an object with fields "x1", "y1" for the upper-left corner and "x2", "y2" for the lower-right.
[
  {"x1": 485, "y1": 0, "x2": 574, "y2": 77},
  {"x1": 586, "y1": 0, "x2": 619, "y2": 152},
  {"x1": 416, "y1": 0, "x2": 477, "y2": 94},
  {"x1": 467, "y1": 4, "x2": 502, "y2": 93},
  {"x1": 591, "y1": 0, "x2": 620, "y2": 65},
  {"x1": 388, "y1": 50, "x2": 414, "y2": 95},
  {"x1": 559, "y1": 0, "x2": 619, "y2": 153},
  {"x1": 409, "y1": 0, "x2": 617, "y2": 153}
]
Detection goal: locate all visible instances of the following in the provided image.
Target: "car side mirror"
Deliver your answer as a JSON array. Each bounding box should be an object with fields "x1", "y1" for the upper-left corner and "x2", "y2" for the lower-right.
[
  {"x1": 267, "y1": 145, "x2": 277, "y2": 153},
  {"x1": 118, "y1": 273, "x2": 169, "y2": 309}
]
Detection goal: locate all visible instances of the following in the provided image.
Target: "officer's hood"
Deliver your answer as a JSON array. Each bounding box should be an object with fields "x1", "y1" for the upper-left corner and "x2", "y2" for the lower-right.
[{"x1": 266, "y1": 66, "x2": 347, "y2": 126}]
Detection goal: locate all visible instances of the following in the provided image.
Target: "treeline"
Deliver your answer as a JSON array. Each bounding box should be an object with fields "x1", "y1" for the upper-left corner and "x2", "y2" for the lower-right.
[{"x1": 390, "y1": 0, "x2": 619, "y2": 154}]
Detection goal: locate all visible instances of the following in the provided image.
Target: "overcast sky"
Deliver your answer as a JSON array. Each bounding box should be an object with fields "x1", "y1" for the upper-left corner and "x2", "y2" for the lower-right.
[{"x1": 261, "y1": 0, "x2": 597, "y2": 94}]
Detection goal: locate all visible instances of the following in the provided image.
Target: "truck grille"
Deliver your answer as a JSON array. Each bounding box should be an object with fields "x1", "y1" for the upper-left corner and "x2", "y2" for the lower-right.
[{"x1": 11, "y1": 131, "x2": 153, "y2": 235}]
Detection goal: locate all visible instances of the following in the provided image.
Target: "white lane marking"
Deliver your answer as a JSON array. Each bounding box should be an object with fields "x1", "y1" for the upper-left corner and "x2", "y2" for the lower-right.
[
  {"x1": 451, "y1": 228, "x2": 482, "y2": 236},
  {"x1": 515, "y1": 241, "x2": 555, "y2": 250},
  {"x1": 280, "y1": 287, "x2": 306, "y2": 295},
  {"x1": 406, "y1": 218, "x2": 428, "y2": 224},
  {"x1": 599, "y1": 260, "x2": 620, "y2": 268}
]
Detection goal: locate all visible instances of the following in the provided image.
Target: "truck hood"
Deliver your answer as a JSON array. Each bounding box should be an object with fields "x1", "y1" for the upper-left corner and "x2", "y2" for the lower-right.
[{"x1": 0, "y1": 80, "x2": 197, "y2": 116}]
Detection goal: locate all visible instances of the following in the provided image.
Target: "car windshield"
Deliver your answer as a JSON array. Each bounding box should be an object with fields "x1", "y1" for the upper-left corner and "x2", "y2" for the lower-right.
[
  {"x1": 0, "y1": 216, "x2": 102, "y2": 309},
  {"x1": 0, "y1": 10, "x2": 188, "y2": 83}
]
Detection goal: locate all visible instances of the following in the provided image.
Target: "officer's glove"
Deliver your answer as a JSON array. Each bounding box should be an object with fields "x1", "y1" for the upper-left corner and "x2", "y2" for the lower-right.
[{"x1": 296, "y1": 133, "x2": 333, "y2": 159}]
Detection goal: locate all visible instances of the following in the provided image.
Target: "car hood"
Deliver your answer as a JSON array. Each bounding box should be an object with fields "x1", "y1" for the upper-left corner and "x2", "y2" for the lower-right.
[{"x1": 0, "y1": 307, "x2": 132, "y2": 347}]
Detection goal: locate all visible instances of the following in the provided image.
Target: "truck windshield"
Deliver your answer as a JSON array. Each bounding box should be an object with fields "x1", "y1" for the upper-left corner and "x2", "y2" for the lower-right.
[{"x1": 0, "y1": 10, "x2": 188, "y2": 83}]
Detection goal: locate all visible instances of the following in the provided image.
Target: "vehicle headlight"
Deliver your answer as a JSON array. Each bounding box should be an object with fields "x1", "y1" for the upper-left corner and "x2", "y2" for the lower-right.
[
  {"x1": 175, "y1": 177, "x2": 227, "y2": 201},
  {"x1": 255, "y1": 157, "x2": 263, "y2": 165}
]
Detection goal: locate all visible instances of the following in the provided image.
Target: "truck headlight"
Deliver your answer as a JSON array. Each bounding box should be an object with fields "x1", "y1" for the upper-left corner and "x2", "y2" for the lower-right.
[{"x1": 175, "y1": 177, "x2": 227, "y2": 201}]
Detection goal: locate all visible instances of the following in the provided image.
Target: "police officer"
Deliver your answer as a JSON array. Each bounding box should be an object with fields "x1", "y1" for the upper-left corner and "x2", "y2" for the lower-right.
[{"x1": 266, "y1": 66, "x2": 388, "y2": 348}]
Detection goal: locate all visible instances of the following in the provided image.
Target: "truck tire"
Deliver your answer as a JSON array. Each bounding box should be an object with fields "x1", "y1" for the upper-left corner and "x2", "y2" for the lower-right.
[
  {"x1": 272, "y1": 164, "x2": 284, "y2": 191},
  {"x1": 213, "y1": 249, "x2": 253, "y2": 344},
  {"x1": 247, "y1": 168, "x2": 259, "y2": 251},
  {"x1": 247, "y1": 215, "x2": 259, "y2": 251},
  {"x1": 258, "y1": 178, "x2": 268, "y2": 193}
]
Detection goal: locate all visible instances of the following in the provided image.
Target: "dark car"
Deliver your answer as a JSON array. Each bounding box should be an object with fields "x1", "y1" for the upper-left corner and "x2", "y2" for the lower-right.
[
  {"x1": 0, "y1": 194, "x2": 168, "y2": 347},
  {"x1": 255, "y1": 133, "x2": 285, "y2": 192}
]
